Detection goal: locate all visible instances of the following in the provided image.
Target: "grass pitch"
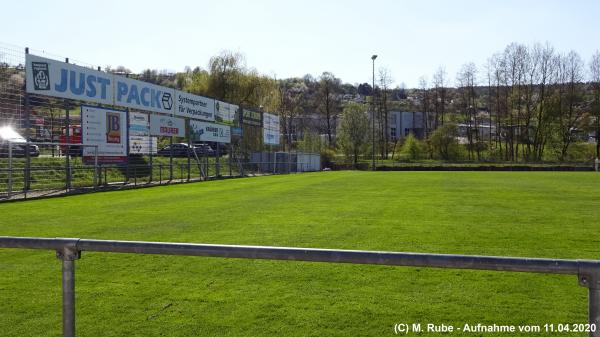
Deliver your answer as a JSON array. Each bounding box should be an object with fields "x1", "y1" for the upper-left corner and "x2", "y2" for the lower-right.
[{"x1": 1, "y1": 171, "x2": 599, "y2": 336}]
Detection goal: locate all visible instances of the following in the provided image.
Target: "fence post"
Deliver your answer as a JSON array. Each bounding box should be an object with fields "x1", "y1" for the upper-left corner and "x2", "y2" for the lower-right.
[
  {"x1": 7, "y1": 142, "x2": 12, "y2": 198},
  {"x1": 578, "y1": 268, "x2": 600, "y2": 337},
  {"x1": 93, "y1": 146, "x2": 98, "y2": 189},
  {"x1": 56, "y1": 243, "x2": 80, "y2": 337}
]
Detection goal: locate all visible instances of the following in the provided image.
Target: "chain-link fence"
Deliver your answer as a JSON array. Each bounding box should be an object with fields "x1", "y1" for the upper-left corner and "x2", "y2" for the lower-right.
[{"x1": 0, "y1": 43, "x2": 320, "y2": 200}]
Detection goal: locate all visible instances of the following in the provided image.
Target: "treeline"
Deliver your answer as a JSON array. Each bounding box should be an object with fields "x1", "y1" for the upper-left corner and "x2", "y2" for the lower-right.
[{"x1": 414, "y1": 42, "x2": 600, "y2": 162}]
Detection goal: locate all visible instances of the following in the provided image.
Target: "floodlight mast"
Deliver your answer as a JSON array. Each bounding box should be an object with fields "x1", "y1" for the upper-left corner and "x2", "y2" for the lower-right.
[{"x1": 371, "y1": 54, "x2": 377, "y2": 171}]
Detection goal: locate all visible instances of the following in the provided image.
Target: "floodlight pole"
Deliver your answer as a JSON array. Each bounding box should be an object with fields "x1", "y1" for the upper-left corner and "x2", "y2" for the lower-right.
[{"x1": 371, "y1": 55, "x2": 377, "y2": 171}]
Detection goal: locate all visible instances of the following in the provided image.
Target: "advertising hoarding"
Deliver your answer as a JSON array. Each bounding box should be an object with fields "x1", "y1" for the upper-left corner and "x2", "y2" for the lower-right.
[
  {"x1": 26, "y1": 54, "x2": 114, "y2": 105},
  {"x1": 150, "y1": 115, "x2": 186, "y2": 137},
  {"x1": 263, "y1": 113, "x2": 280, "y2": 145},
  {"x1": 129, "y1": 112, "x2": 157, "y2": 154},
  {"x1": 241, "y1": 109, "x2": 262, "y2": 126},
  {"x1": 190, "y1": 120, "x2": 231, "y2": 143},
  {"x1": 81, "y1": 105, "x2": 128, "y2": 163},
  {"x1": 175, "y1": 91, "x2": 215, "y2": 121},
  {"x1": 26, "y1": 54, "x2": 219, "y2": 119},
  {"x1": 215, "y1": 100, "x2": 239, "y2": 125}
]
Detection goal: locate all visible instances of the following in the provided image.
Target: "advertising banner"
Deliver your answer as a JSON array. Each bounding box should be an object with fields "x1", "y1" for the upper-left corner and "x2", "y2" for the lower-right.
[
  {"x1": 190, "y1": 120, "x2": 231, "y2": 143},
  {"x1": 241, "y1": 109, "x2": 262, "y2": 126},
  {"x1": 215, "y1": 100, "x2": 239, "y2": 125},
  {"x1": 81, "y1": 105, "x2": 128, "y2": 163},
  {"x1": 263, "y1": 113, "x2": 280, "y2": 145},
  {"x1": 150, "y1": 115, "x2": 186, "y2": 137},
  {"x1": 114, "y1": 76, "x2": 175, "y2": 115},
  {"x1": 129, "y1": 112, "x2": 157, "y2": 154},
  {"x1": 27, "y1": 54, "x2": 214, "y2": 117},
  {"x1": 26, "y1": 54, "x2": 114, "y2": 105},
  {"x1": 175, "y1": 91, "x2": 215, "y2": 121}
]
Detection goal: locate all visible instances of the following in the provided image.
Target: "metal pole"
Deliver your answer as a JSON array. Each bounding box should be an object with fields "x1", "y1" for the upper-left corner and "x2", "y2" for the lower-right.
[
  {"x1": 62, "y1": 259, "x2": 75, "y2": 337},
  {"x1": 371, "y1": 55, "x2": 377, "y2": 171},
  {"x1": 93, "y1": 146, "x2": 98, "y2": 189},
  {"x1": 8, "y1": 142, "x2": 12, "y2": 197},
  {"x1": 589, "y1": 288, "x2": 600, "y2": 337},
  {"x1": 64, "y1": 58, "x2": 71, "y2": 191}
]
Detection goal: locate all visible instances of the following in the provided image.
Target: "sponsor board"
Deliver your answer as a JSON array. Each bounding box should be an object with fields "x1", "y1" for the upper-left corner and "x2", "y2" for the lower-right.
[
  {"x1": 150, "y1": 115, "x2": 186, "y2": 137},
  {"x1": 26, "y1": 54, "x2": 114, "y2": 105},
  {"x1": 215, "y1": 100, "x2": 239, "y2": 125},
  {"x1": 241, "y1": 108, "x2": 262, "y2": 126},
  {"x1": 175, "y1": 91, "x2": 215, "y2": 121},
  {"x1": 129, "y1": 112, "x2": 157, "y2": 154},
  {"x1": 129, "y1": 135, "x2": 157, "y2": 155},
  {"x1": 81, "y1": 105, "x2": 128, "y2": 163},
  {"x1": 263, "y1": 113, "x2": 280, "y2": 145},
  {"x1": 190, "y1": 120, "x2": 231, "y2": 143},
  {"x1": 27, "y1": 54, "x2": 221, "y2": 118}
]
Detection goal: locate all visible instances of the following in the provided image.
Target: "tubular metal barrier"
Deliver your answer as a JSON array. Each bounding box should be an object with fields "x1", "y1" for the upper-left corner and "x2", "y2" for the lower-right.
[{"x1": 1, "y1": 236, "x2": 599, "y2": 336}]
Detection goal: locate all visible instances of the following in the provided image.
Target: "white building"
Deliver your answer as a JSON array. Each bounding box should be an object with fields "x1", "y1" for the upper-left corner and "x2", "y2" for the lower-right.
[{"x1": 388, "y1": 111, "x2": 428, "y2": 140}]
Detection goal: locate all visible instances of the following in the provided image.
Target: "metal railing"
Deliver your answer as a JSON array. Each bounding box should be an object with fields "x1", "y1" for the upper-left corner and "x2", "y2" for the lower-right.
[{"x1": 1, "y1": 236, "x2": 600, "y2": 336}]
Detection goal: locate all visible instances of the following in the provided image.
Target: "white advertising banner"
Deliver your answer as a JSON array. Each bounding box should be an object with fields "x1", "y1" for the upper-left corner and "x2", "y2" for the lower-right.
[
  {"x1": 81, "y1": 105, "x2": 128, "y2": 162},
  {"x1": 263, "y1": 129, "x2": 279, "y2": 145},
  {"x1": 214, "y1": 100, "x2": 239, "y2": 125},
  {"x1": 150, "y1": 115, "x2": 186, "y2": 137},
  {"x1": 175, "y1": 91, "x2": 215, "y2": 121},
  {"x1": 190, "y1": 120, "x2": 231, "y2": 143},
  {"x1": 26, "y1": 54, "x2": 114, "y2": 105},
  {"x1": 129, "y1": 112, "x2": 157, "y2": 154},
  {"x1": 263, "y1": 113, "x2": 280, "y2": 145},
  {"x1": 114, "y1": 76, "x2": 175, "y2": 114}
]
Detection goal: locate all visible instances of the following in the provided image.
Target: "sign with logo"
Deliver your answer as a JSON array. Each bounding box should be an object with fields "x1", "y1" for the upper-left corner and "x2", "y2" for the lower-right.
[
  {"x1": 150, "y1": 115, "x2": 185, "y2": 137},
  {"x1": 129, "y1": 112, "x2": 157, "y2": 154},
  {"x1": 215, "y1": 100, "x2": 239, "y2": 125},
  {"x1": 241, "y1": 109, "x2": 262, "y2": 126},
  {"x1": 190, "y1": 120, "x2": 231, "y2": 143},
  {"x1": 114, "y1": 76, "x2": 175, "y2": 114},
  {"x1": 263, "y1": 113, "x2": 280, "y2": 145},
  {"x1": 81, "y1": 105, "x2": 128, "y2": 163},
  {"x1": 26, "y1": 54, "x2": 114, "y2": 105},
  {"x1": 26, "y1": 54, "x2": 175, "y2": 114},
  {"x1": 175, "y1": 91, "x2": 215, "y2": 121}
]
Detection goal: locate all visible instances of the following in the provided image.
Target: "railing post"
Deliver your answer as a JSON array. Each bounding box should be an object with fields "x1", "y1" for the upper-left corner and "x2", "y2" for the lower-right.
[
  {"x1": 578, "y1": 267, "x2": 600, "y2": 337},
  {"x1": 56, "y1": 243, "x2": 80, "y2": 337}
]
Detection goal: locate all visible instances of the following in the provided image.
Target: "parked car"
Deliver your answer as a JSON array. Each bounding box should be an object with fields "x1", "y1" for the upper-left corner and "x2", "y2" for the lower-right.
[
  {"x1": 157, "y1": 143, "x2": 208, "y2": 157},
  {"x1": 192, "y1": 142, "x2": 222, "y2": 156},
  {"x1": 0, "y1": 126, "x2": 40, "y2": 158}
]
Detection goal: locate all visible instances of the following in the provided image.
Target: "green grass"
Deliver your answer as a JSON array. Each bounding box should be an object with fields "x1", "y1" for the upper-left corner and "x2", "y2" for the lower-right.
[{"x1": 1, "y1": 171, "x2": 599, "y2": 336}]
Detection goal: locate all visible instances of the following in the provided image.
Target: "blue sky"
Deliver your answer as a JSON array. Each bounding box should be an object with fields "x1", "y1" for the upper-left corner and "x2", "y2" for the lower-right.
[{"x1": 1, "y1": 0, "x2": 598, "y2": 88}]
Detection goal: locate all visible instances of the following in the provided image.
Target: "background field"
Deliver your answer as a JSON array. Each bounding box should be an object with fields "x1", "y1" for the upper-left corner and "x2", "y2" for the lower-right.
[{"x1": 1, "y1": 171, "x2": 599, "y2": 336}]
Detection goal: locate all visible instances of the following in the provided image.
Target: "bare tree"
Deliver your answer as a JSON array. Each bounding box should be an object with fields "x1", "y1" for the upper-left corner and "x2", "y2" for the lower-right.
[
  {"x1": 317, "y1": 72, "x2": 341, "y2": 146},
  {"x1": 456, "y1": 62, "x2": 478, "y2": 159},
  {"x1": 555, "y1": 51, "x2": 585, "y2": 161},
  {"x1": 418, "y1": 76, "x2": 430, "y2": 138},
  {"x1": 378, "y1": 67, "x2": 393, "y2": 159},
  {"x1": 432, "y1": 66, "x2": 447, "y2": 128}
]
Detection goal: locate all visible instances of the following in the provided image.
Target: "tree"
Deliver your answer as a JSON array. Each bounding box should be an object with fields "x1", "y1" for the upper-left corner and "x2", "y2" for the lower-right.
[
  {"x1": 456, "y1": 62, "x2": 478, "y2": 159},
  {"x1": 432, "y1": 66, "x2": 447, "y2": 128},
  {"x1": 429, "y1": 124, "x2": 459, "y2": 160},
  {"x1": 400, "y1": 132, "x2": 422, "y2": 160},
  {"x1": 338, "y1": 102, "x2": 369, "y2": 167},
  {"x1": 317, "y1": 72, "x2": 342, "y2": 146},
  {"x1": 378, "y1": 67, "x2": 393, "y2": 159}
]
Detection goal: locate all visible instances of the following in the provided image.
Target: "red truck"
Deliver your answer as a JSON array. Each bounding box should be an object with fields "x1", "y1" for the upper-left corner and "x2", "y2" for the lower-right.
[{"x1": 59, "y1": 125, "x2": 82, "y2": 156}]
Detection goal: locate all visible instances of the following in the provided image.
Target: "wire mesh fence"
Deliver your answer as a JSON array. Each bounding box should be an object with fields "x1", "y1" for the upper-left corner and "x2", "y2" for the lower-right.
[{"x1": 0, "y1": 42, "x2": 321, "y2": 200}]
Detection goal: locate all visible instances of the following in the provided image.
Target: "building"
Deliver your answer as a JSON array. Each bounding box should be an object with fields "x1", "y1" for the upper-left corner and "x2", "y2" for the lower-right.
[{"x1": 388, "y1": 111, "x2": 428, "y2": 141}]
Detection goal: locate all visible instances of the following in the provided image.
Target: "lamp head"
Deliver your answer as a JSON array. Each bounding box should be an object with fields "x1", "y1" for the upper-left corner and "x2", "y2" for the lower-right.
[{"x1": 371, "y1": 55, "x2": 378, "y2": 60}]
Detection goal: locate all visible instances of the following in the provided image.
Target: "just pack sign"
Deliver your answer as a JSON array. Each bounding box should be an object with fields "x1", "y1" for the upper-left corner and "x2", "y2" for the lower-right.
[{"x1": 26, "y1": 54, "x2": 217, "y2": 117}]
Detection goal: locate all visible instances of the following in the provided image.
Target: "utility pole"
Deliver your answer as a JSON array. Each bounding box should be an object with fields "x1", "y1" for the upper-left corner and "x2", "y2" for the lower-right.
[{"x1": 371, "y1": 54, "x2": 377, "y2": 171}]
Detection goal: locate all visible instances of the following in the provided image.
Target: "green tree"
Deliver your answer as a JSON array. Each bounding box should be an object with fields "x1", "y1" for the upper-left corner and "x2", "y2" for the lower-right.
[
  {"x1": 429, "y1": 124, "x2": 459, "y2": 160},
  {"x1": 338, "y1": 102, "x2": 369, "y2": 167},
  {"x1": 400, "y1": 133, "x2": 422, "y2": 160}
]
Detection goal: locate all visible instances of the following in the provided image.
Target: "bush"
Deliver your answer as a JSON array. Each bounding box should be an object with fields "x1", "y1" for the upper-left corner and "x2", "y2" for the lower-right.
[
  {"x1": 428, "y1": 124, "x2": 460, "y2": 160},
  {"x1": 320, "y1": 148, "x2": 337, "y2": 169},
  {"x1": 399, "y1": 133, "x2": 423, "y2": 161}
]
